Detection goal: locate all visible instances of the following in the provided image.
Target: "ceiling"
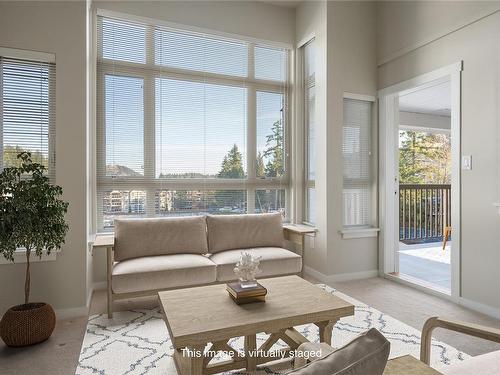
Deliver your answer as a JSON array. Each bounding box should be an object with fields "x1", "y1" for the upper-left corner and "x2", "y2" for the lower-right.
[{"x1": 399, "y1": 80, "x2": 451, "y2": 117}]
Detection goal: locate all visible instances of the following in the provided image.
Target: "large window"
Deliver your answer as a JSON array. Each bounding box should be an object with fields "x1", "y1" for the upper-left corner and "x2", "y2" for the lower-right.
[
  {"x1": 342, "y1": 97, "x2": 373, "y2": 227},
  {"x1": 97, "y1": 16, "x2": 289, "y2": 231},
  {"x1": 303, "y1": 40, "x2": 315, "y2": 224},
  {"x1": 0, "y1": 54, "x2": 55, "y2": 175}
]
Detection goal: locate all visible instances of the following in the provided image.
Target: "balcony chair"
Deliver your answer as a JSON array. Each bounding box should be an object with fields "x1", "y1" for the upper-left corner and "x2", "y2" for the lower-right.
[{"x1": 443, "y1": 226, "x2": 452, "y2": 250}]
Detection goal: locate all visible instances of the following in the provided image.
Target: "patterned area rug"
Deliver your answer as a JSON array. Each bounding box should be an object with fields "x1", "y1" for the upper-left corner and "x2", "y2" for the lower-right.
[{"x1": 76, "y1": 285, "x2": 470, "y2": 374}]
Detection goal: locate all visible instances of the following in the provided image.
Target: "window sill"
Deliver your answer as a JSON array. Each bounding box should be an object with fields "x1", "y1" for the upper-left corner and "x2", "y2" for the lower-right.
[
  {"x1": 0, "y1": 249, "x2": 59, "y2": 265},
  {"x1": 340, "y1": 227, "x2": 380, "y2": 239}
]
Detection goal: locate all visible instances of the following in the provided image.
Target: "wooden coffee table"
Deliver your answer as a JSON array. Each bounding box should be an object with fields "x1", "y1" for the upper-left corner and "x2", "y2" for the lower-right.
[{"x1": 159, "y1": 275, "x2": 354, "y2": 375}]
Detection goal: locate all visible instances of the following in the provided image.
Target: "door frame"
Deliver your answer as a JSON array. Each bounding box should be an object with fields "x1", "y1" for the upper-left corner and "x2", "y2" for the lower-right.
[{"x1": 378, "y1": 62, "x2": 463, "y2": 300}]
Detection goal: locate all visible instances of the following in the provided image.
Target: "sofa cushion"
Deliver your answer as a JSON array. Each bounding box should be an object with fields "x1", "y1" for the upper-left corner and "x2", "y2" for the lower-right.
[
  {"x1": 441, "y1": 350, "x2": 500, "y2": 375},
  {"x1": 209, "y1": 247, "x2": 301, "y2": 281},
  {"x1": 206, "y1": 213, "x2": 284, "y2": 253},
  {"x1": 114, "y1": 216, "x2": 208, "y2": 261},
  {"x1": 287, "y1": 328, "x2": 390, "y2": 375},
  {"x1": 112, "y1": 254, "x2": 216, "y2": 294}
]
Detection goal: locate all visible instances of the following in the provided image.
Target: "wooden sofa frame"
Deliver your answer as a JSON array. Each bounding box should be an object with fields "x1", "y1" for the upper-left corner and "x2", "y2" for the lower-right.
[
  {"x1": 420, "y1": 316, "x2": 500, "y2": 365},
  {"x1": 93, "y1": 224, "x2": 315, "y2": 318}
]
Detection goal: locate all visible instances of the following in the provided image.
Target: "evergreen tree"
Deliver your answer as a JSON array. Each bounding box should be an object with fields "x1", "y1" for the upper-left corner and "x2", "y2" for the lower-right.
[
  {"x1": 217, "y1": 144, "x2": 245, "y2": 179},
  {"x1": 263, "y1": 120, "x2": 284, "y2": 177},
  {"x1": 216, "y1": 144, "x2": 245, "y2": 211},
  {"x1": 399, "y1": 130, "x2": 451, "y2": 184},
  {"x1": 3, "y1": 145, "x2": 48, "y2": 169}
]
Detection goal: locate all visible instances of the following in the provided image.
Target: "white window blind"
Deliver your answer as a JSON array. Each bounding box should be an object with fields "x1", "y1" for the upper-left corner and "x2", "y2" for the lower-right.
[
  {"x1": 0, "y1": 56, "x2": 56, "y2": 174},
  {"x1": 100, "y1": 17, "x2": 147, "y2": 64},
  {"x1": 342, "y1": 98, "x2": 372, "y2": 227},
  {"x1": 97, "y1": 15, "x2": 289, "y2": 231},
  {"x1": 303, "y1": 40, "x2": 315, "y2": 224},
  {"x1": 155, "y1": 28, "x2": 248, "y2": 77}
]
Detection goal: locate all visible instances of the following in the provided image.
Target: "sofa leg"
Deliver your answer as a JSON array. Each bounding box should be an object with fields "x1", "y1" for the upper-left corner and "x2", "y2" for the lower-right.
[
  {"x1": 106, "y1": 245, "x2": 113, "y2": 318},
  {"x1": 107, "y1": 290, "x2": 113, "y2": 318}
]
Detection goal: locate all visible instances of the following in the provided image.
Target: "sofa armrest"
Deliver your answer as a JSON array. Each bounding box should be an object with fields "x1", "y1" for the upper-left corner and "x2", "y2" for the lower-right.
[
  {"x1": 283, "y1": 225, "x2": 316, "y2": 255},
  {"x1": 283, "y1": 224, "x2": 317, "y2": 236},
  {"x1": 93, "y1": 234, "x2": 116, "y2": 317},
  {"x1": 93, "y1": 233, "x2": 115, "y2": 250},
  {"x1": 421, "y1": 317, "x2": 500, "y2": 364}
]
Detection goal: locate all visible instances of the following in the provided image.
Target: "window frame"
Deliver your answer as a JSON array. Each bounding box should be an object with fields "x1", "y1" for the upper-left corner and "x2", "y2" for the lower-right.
[
  {"x1": 95, "y1": 15, "x2": 291, "y2": 231},
  {"x1": 302, "y1": 39, "x2": 315, "y2": 225},
  {"x1": 0, "y1": 47, "x2": 56, "y2": 181}
]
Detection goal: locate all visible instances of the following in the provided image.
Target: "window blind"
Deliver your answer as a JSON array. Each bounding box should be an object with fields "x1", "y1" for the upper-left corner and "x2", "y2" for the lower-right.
[
  {"x1": 342, "y1": 98, "x2": 372, "y2": 227},
  {"x1": 100, "y1": 17, "x2": 147, "y2": 64},
  {"x1": 155, "y1": 28, "x2": 248, "y2": 77},
  {"x1": 0, "y1": 56, "x2": 56, "y2": 174},
  {"x1": 96, "y1": 15, "x2": 289, "y2": 231}
]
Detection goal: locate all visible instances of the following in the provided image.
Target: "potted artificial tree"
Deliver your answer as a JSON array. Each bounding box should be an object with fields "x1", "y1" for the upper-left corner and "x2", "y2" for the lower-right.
[{"x1": 0, "y1": 152, "x2": 68, "y2": 347}]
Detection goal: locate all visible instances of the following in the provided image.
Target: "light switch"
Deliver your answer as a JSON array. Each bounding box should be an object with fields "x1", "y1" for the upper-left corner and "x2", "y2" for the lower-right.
[{"x1": 462, "y1": 155, "x2": 472, "y2": 170}]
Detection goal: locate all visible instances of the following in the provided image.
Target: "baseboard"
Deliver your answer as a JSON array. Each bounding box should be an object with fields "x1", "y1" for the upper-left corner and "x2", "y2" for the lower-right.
[
  {"x1": 92, "y1": 281, "x2": 107, "y2": 291},
  {"x1": 459, "y1": 297, "x2": 500, "y2": 320},
  {"x1": 327, "y1": 270, "x2": 379, "y2": 283},
  {"x1": 303, "y1": 265, "x2": 330, "y2": 283},
  {"x1": 57, "y1": 281, "x2": 108, "y2": 320},
  {"x1": 304, "y1": 266, "x2": 379, "y2": 285}
]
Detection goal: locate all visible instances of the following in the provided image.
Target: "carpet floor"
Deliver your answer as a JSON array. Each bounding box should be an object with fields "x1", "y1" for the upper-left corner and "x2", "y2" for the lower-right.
[{"x1": 76, "y1": 285, "x2": 469, "y2": 374}]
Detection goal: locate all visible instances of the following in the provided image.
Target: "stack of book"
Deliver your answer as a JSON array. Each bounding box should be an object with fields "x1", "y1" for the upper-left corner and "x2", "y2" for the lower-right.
[{"x1": 226, "y1": 282, "x2": 267, "y2": 305}]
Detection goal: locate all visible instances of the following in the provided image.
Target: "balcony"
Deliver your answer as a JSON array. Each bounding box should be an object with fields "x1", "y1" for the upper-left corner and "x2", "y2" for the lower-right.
[{"x1": 398, "y1": 184, "x2": 451, "y2": 292}]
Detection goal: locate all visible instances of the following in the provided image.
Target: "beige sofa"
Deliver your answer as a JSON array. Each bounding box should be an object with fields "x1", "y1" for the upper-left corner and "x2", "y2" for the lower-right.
[{"x1": 100, "y1": 213, "x2": 304, "y2": 317}]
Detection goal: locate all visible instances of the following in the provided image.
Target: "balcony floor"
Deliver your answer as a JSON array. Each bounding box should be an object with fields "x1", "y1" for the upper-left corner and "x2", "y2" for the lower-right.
[{"x1": 398, "y1": 241, "x2": 451, "y2": 293}]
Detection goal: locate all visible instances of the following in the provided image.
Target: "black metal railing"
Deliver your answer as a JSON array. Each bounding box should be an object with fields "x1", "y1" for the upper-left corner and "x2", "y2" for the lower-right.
[{"x1": 399, "y1": 184, "x2": 451, "y2": 241}]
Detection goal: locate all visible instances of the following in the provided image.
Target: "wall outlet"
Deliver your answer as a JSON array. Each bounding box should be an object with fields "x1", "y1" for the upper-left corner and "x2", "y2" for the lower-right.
[{"x1": 462, "y1": 155, "x2": 472, "y2": 170}]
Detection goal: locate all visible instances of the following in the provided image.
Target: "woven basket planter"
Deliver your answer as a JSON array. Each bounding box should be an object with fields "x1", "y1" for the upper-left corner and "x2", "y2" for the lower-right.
[{"x1": 0, "y1": 302, "x2": 56, "y2": 347}]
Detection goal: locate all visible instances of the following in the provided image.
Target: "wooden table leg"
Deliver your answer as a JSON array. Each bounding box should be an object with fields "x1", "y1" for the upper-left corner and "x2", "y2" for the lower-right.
[
  {"x1": 190, "y1": 354, "x2": 203, "y2": 375},
  {"x1": 316, "y1": 319, "x2": 338, "y2": 346},
  {"x1": 174, "y1": 346, "x2": 204, "y2": 375},
  {"x1": 245, "y1": 334, "x2": 257, "y2": 372}
]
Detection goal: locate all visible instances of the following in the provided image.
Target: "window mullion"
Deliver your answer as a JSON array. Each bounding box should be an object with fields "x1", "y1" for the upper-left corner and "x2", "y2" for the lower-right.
[
  {"x1": 246, "y1": 86, "x2": 256, "y2": 213},
  {"x1": 143, "y1": 74, "x2": 155, "y2": 216},
  {"x1": 246, "y1": 43, "x2": 256, "y2": 214},
  {"x1": 144, "y1": 25, "x2": 156, "y2": 217}
]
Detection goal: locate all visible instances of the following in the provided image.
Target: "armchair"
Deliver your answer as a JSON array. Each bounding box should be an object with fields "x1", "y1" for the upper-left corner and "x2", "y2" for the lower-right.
[
  {"x1": 291, "y1": 317, "x2": 500, "y2": 375},
  {"x1": 421, "y1": 317, "x2": 500, "y2": 374}
]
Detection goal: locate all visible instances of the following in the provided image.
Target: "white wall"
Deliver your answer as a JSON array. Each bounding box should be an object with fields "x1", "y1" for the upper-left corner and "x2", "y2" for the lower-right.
[
  {"x1": 296, "y1": 1, "x2": 379, "y2": 280},
  {"x1": 296, "y1": 0, "x2": 328, "y2": 274},
  {"x1": 0, "y1": 1, "x2": 88, "y2": 316},
  {"x1": 326, "y1": 1, "x2": 378, "y2": 279},
  {"x1": 377, "y1": 1, "x2": 500, "y2": 65},
  {"x1": 378, "y1": 2, "x2": 500, "y2": 311}
]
